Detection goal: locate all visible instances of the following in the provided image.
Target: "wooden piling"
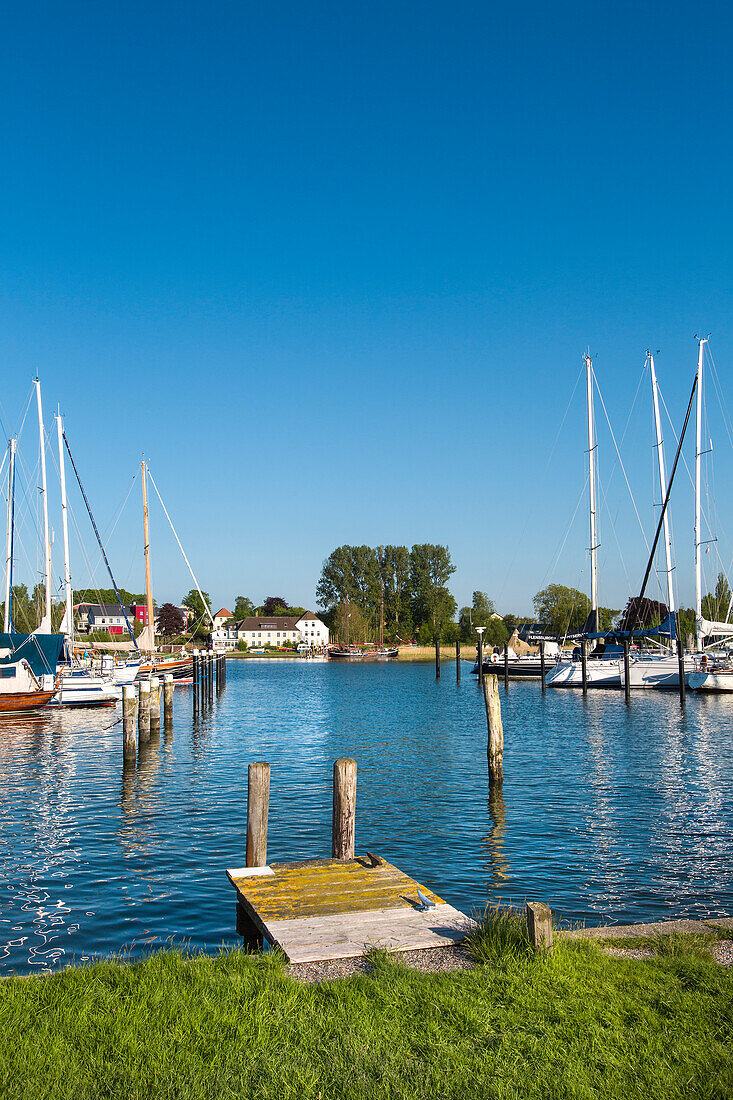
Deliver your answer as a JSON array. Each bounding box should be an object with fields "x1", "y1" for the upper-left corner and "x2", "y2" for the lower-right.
[
  {"x1": 540, "y1": 640, "x2": 546, "y2": 693},
  {"x1": 163, "y1": 673, "x2": 174, "y2": 723},
  {"x1": 246, "y1": 762, "x2": 271, "y2": 868},
  {"x1": 138, "y1": 679, "x2": 150, "y2": 742},
  {"x1": 150, "y1": 676, "x2": 161, "y2": 726},
  {"x1": 332, "y1": 758, "x2": 357, "y2": 860},
  {"x1": 482, "y1": 672, "x2": 503, "y2": 783},
  {"x1": 477, "y1": 634, "x2": 484, "y2": 686},
  {"x1": 456, "y1": 638, "x2": 461, "y2": 682},
  {"x1": 435, "y1": 638, "x2": 440, "y2": 678},
  {"x1": 503, "y1": 643, "x2": 509, "y2": 688},
  {"x1": 623, "y1": 639, "x2": 630, "y2": 704},
  {"x1": 676, "y1": 613, "x2": 686, "y2": 706},
  {"x1": 207, "y1": 651, "x2": 214, "y2": 703},
  {"x1": 123, "y1": 684, "x2": 136, "y2": 759},
  {"x1": 581, "y1": 643, "x2": 588, "y2": 694},
  {"x1": 526, "y1": 902, "x2": 553, "y2": 953}
]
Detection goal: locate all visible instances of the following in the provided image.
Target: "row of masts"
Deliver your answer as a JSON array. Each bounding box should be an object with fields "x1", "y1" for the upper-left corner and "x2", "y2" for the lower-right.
[{"x1": 583, "y1": 337, "x2": 714, "y2": 647}]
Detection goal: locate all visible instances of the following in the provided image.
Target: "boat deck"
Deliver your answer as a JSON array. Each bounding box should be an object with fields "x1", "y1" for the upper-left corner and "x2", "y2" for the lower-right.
[{"x1": 227, "y1": 856, "x2": 469, "y2": 963}]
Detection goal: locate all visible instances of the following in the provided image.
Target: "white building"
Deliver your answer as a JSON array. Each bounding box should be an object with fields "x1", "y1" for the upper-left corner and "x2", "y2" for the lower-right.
[
  {"x1": 212, "y1": 607, "x2": 232, "y2": 631},
  {"x1": 222, "y1": 611, "x2": 329, "y2": 650}
]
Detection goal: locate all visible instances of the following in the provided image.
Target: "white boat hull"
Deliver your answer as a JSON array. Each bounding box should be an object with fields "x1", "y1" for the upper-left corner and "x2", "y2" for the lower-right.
[
  {"x1": 51, "y1": 670, "x2": 118, "y2": 707},
  {"x1": 545, "y1": 658, "x2": 621, "y2": 688},
  {"x1": 621, "y1": 654, "x2": 696, "y2": 689},
  {"x1": 688, "y1": 669, "x2": 733, "y2": 693}
]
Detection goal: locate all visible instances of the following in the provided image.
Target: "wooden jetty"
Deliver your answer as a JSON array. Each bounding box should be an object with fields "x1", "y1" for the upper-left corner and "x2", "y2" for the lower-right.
[{"x1": 227, "y1": 759, "x2": 469, "y2": 963}]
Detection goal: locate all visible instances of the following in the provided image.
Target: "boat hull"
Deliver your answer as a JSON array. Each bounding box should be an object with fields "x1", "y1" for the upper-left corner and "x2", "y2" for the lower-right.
[
  {"x1": 0, "y1": 690, "x2": 56, "y2": 712},
  {"x1": 545, "y1": 659, "x2": 621, "y2": 688},
  {"x1": 621, "y1": 654, "x2": 697, "y2": 689},
  {"x1": 688, "y1": 669, "x2": 733, "y2": 692}
]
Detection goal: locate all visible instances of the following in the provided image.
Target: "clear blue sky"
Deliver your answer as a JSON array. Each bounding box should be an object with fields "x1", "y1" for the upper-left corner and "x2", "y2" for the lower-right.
[{"x1": 1, "y1": 1, "x2": 731, "y2": 617}]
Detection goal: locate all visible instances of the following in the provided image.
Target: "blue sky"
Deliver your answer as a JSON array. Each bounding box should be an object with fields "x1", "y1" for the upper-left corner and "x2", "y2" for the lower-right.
[{"x1": 1, "y1": 1, "x2": 731, "y2": 617}]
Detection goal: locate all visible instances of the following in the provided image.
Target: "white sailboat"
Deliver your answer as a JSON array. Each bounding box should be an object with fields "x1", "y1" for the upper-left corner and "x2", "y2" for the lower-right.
[
  {"x1": 51, "y1": 407, "x2": 119, "y2": 707},
  {"x1": 686, "y1": 339, "x2": 733, "y2": 692},
  {"x1": 620, "y1": 352, "x2": 696, "y2": 688},
  {"x1": 546, "y1": 354, "x2": 622, "y2": 688}
]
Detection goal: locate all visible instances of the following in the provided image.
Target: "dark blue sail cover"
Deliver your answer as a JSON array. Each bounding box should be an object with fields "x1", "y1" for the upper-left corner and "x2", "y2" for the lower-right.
[{"x1": 0, "y1": 633, "x2": 65, "y2": 676}]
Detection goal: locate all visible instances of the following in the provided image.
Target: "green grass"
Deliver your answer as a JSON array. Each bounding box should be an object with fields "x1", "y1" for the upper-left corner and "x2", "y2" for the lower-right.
[{"x1": 1, "y1": 929, "x2": 731, "y2": 1099}]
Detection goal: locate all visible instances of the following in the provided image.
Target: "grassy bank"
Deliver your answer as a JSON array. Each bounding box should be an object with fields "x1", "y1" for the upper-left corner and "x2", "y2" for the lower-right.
[
  {"x1": 1, "y1": 930, "x2": 730, "y2": 1098},
  {"x1": 397, "y1": 644, "x2": 477, "y2": 661}
]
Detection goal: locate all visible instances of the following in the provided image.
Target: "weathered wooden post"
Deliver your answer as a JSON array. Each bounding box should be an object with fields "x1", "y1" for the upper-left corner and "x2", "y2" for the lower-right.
[
  {"x1": 246, "y1": 762, "x2": 271, "y2": 868},
  {"x1": 540, "y1": 640, "x2": 546, "y2": 693},
  {"x1": 503, "y1": 642, "x2": 509, "y2": 688},
  {"x1": 581, "y1": 642, "x2": 588, "y2": 694},
  {"x1": 149, "y1": 676, "x2": 161, "y2": 728},
  {"x1": 207, "y1": 650, "x2": 214, "y2": 703},
  {"x1": 526, "y1": 902, "x2": 553, "y2": 953},
  {"x1": 623, "y1": 639, "x2": 631, "y2": 704},
  {"x1": 163, "y1": 673, "x2": 174, "y2": 723},
  {"x1": 123, "y1": 684, "x2": 136, "y2": 759},
  {"x1": 138, "y1": 679, "x2": 150, "y2": 742},
  {"x1": 482, "y1": 672, "x2": 503, "y2": 783},
  {"x1": 456, "y1": 638, "x2": 461, "y2": 682},
  {"x1": 676, "y1": 613, "x2": 686, "y2": 706},
  {"x1": 332, "y1": 757, "x2": 357, "y2": 860},
  {"x1": 435, "y1": 637, "x2": 440, "y2": 678}
]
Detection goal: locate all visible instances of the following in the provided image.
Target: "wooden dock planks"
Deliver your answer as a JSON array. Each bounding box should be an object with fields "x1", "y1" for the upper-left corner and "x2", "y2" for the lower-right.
[{"x1": 227, "y1": 856, "x2": 470, "y2": 964}]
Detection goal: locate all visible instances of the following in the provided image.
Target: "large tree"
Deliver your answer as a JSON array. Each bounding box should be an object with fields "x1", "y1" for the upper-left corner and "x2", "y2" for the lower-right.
[
  {"x1": 233, "y1": 595, "x2": 255, "y2": 620},
  {"x1": 261, "y1": 596, "x2": 289, "y2": 616},
  {"x1": 619, "y1": 597, "x2": 667, "y2": 632},
  {"x1": 317, "y1": 546, "x2": 380, "y2": 623},
  {"x1": 410, "y1": 544, "x2": 457, "y2": 638},
  {"x1": 533, "y1": 584, "x2": 591, "y2": 636},
  {"x1": 182, "y1": 589, "x2": 213, "y2": 636},
  {"x1": 157, "y1": 602, "x2": 185, "y2": 635},
  {"x1": 377, "y1": 545, "x2": 412, "y2": 639}
]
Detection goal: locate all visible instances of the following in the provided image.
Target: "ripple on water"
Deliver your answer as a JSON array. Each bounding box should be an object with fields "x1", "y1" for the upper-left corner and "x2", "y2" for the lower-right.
[{"x1": 0, "y1": 661, "x2": 731, "y2": 973}]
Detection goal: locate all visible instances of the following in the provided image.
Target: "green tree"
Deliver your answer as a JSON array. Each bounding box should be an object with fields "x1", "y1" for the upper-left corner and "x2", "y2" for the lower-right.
[
  {"x1": 233, "y1": 595, "x2": 255, "y2": 620},
  {"x1": 459, "y1": 591, "x2": 498, "y2": 642},
  {"x1": 377, "y1": 545, "x2": 413, "y2": 640},
  {"x1": 317, "y1": 546, "x2": 380, "y2": 623},
  {"x1": 410, "y1": 544, "x2": 457, "y2": 639},
  {"x1": 182, "y1": 589, "x2": 213, "y2": 637},
  {"x1": 533, "y1": 584, "x2": 591, "y2": 636},
  {"x1": 701, "y1": 572, "x2": 732, "y2": 623},
  {"x1": 333, "y1": 601, "x2": 369, "y2": 643}
]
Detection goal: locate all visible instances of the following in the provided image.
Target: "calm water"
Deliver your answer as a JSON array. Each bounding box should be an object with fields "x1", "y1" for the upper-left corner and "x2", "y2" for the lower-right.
[{"x1": 1, "y1": 659, "x2": 732, "y2": 975}]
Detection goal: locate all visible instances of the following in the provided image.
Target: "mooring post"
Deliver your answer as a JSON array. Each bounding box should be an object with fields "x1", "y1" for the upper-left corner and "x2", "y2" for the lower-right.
[
  {"x1": 581, "y1": 642, "x2": 588, "y2": 694},
  {"x1": 215, "y1": 651, "x2": 220, "y2": 690},
  {"x1": 138, "y1": 679, "x2": 150, "y2": 742},
  {"x1": 526, "y1": 902, "x2": 553, "y2": 953},
  {"x1": 623, "y1": 639, "x2": 631, "y2": 704},
  {"x1": 676, "y1": 613, "x2": 686, "y2": 706},
  {"x1": 456, "y1": 638, "x2": 461, "y2": 683},
  {"x1": 476, "y1": 630, "x2": 484, "y2": 687},
  {"x1": 540, "y1": 640, "x2": 546, "y2": 692},
  {"x1": 123, "y1": 684, "x2": 136, "y2": 759},
  {"x1": 482, "y1": 672, "x2": 504, "y2": 783},
  {"x1": 246, "y1": 762, "x2": 271, "y2": 868},
  {"x1": 208, "y1": 650, "x2": 214, "y2": 703},
  {"x1": 503, "y1": 643, "x2": 509, "y2": 688},
  {"x1": 150, "y1": 676, "x2": 161, "y2": 728},
  {"x1": 332, "y1": 757, "x2": 357, "y2": 860},
  {"x1": 163, "y1": 673, "x2": 174, "y2": 723},
  {"x1": 435, "y1": 637, "x2": 440, "y2": 678}
]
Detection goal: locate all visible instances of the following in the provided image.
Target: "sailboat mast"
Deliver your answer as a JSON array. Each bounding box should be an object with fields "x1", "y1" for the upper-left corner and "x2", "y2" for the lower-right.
[
  {"x1": 649, "y1": 354, "x2": 676, "y2": 618},
  {"x1": 585, "y1": 354, "x2": 599, "y2": 624},
  {"x1": 141, "y1": 458, "x2": 154, "y2": 647},
  {"x1": 56, "y1": 413, "x2": 73, "y2": 639},
  {"x1": 4, "y1": 440, "x2": 16, "y2": 633},
  {"x1": 35, "y1": 380, "x2": 53, "y2": 631},
  {"x1": 694, "y1": 337, "x2": 706, "y2": 639}
]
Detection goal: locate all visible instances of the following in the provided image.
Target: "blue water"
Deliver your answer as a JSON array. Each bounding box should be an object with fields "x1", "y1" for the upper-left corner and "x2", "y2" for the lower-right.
[{"x1": 0, "y1": 659, "x2": 731, "y2": 975}]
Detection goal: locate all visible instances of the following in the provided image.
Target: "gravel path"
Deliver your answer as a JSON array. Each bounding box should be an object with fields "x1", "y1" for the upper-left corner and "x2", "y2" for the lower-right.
[{"x1": 288, "y1": 945, "x2": 475, "y2": 983}]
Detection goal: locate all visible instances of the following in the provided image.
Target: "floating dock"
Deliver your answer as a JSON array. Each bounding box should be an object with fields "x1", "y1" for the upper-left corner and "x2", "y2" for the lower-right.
[{"x1": 227, "y1": 855, "x2": 469, "y2": 964}]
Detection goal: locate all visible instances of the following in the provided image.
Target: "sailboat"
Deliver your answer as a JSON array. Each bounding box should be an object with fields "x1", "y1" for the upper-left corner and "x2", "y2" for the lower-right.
[
  {"x1": 546, "y1": 354, "x2": 623, "y2": 688},
  {"x1": 619, "y1": 352, "x2": 694, "y2": 689},
  {"x1": 135, "y1": 458, "x2": 196, "y2": 679},
  {"x1": 0, "y1": 431, "x2": 62, "y2": 710},
  {"x1": 686, "y1": 339, "x2": 733, "y2": 692}
]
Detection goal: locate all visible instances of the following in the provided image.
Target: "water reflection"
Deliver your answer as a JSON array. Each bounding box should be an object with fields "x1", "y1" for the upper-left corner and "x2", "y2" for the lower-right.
[{"x1": 0, "y1": 663, "x2": 732, "y2": 974}]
